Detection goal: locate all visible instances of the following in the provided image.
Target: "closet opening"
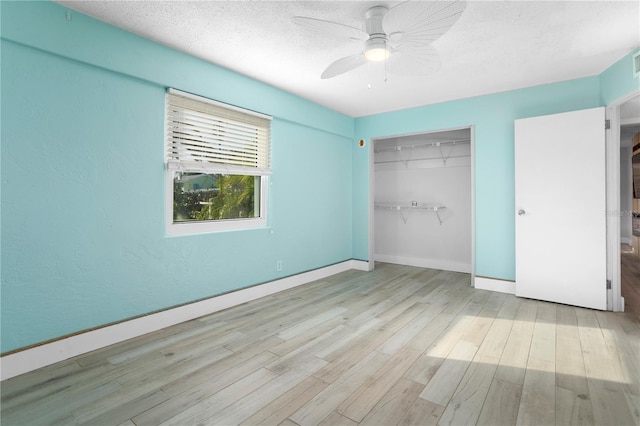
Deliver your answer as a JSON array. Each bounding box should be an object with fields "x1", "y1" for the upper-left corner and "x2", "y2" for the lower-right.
[{"x1": 368, "y1": 127, "x2": 475, "y2": 281}]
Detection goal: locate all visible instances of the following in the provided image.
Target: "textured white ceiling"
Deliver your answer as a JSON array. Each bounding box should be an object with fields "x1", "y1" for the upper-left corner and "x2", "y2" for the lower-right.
[{"x1": 56, "y1": 1, "x2": 640, "y2": 117}]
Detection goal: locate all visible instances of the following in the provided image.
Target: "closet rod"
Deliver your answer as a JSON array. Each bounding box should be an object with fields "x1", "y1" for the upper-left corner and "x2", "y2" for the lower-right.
[
  {"x1": 374, "y1": 154, "x2": 470, "y2": 165},
  {"x1": 374, "y1": 139, "x2": 470, "y2": 153}
]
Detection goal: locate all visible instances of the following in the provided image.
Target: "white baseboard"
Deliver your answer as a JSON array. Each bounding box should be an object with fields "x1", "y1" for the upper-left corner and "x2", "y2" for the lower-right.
[
  {"x1": 374, "y1": 254, "x2": 471, "y2": 274},
  {"x1": 474, "y1": 276, "x2": 516, "y2": 294},
  {"x1": 349, "y1": 259, "x2": 371, "y2": 271},
  {"x1": 1, "y1": 259, "x2": 369, "y2": 381}
]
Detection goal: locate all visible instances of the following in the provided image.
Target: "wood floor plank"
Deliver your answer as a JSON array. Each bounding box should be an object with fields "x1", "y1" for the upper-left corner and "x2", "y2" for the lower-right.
[
  {"x1": 157, "y1": 367, "x2": 278, "y2": 426},
  {"x1": 555, "y1": 386, "x2": 594, "y2": 426},
  {"x1": 106, "y1": 320, "x2": 230, "y2": 365},
  {"x1": 317, "y1": 411, "x2": 359, "y2": 426},
  {"x1": 337, "y1": 347, "x2": 422, "y2": 422},
  {"x1": 209, "y1": 369, "x2": 308, "y2": 425},
  {"x1": 417, "y1": 291, "x2": 501, "y2": 407},
  {"x1": 475, "y1": 295, "x2": 520, "y2": 362},
  {"x1": 290, "y1": 350, "x2": 390, "y2": 425},
  {"x1": 266, "y1": 323, "x2": 343, "y2": 374},
  {"x1": 160, "y1": 335, "x2": 282, "y2": 397},
  {"x1": 437, "y1": 361, "x2": 498, "y2": 426},
  {"x1": 398, "y1": 397, "x2": 445, "y2": 426},
  {"x1": 1, "y1": 380, "x2": 122, "y2": 425},
  {"x1": 576, "y1": 307, "x2": 636, "y2": 426},
  {"x1": 76, "y1": 388, "x2": 168, "y2": 425},
  {"x1": 438, "y1": 296, "x2": 520, "y2": 425},
  {"x1": 476, "y1": 377, "x2": 522, "y2": 426},
  {"x1": 0, "y1": 360, "x2": 82, "y2": 401},
  {"x1": 0, "y1": 361, "x2": 101, "y2": 411},
  {"x1": 311, "y1": 327, "x2": 394, "y2": 383},
  {"x1": 133, "y1": 351, "x2": 278, "y2": 425},
  {"x1": 277, "y1": 307, "x2": 348, "y2": 340},
  {"x1": 377, "y1": 291, "x2": 450, "y2": 355},
  {"x1": 418, "y1": 339, "x2": 478, "y2": 406},
  {"x1": 405, "y1": 290, "x2": 489, "y2": 385},
  {"x1": 239, "y1": 377, "x2": 328, "y2": 426},
  {"x1": 516, "y1": 301, "x2": 556, "y2": 426},
  {"x1": 600, "y1": 308, "x2": 640, "y2": 426},
  {"x1": 594, "y1": 310, "x2": 640, "y2": 396},
  {"x1": 115, "y1": 343, "x2": 233, "y2": 388},
  {"x1": 555, "y1": 306, "x2": 589, "y2": 392},
  {"x1": 359, "y1": 377, "x2": 424, "y2": 426},
  {"x1": 438, "y1": 286, "x2": 476, "y2": 315},
  {"x1": 75, "y1": 320, "x2": 203, "y2": 368},
  {"x1": 314, "y1": 318, "x2": 383, "y2": 359},
  {"x1": 555, "y1": 305, "x2": 594, "y2": 426},
  {"x1": 406, "y1": 312, "x2": 457, "y2": 352},
  {"x1": 494, "y1": 298, "x2": 537, "y2": 386},
  {"x1": 375, "y1": 289, "x2": 431, "y2": 324},
  {"x1": 459, "y1": 292, "x2": 507, "y2": 347},
  {"x1": 622, "y1": 253, "x2": 640, "y2": 318}
]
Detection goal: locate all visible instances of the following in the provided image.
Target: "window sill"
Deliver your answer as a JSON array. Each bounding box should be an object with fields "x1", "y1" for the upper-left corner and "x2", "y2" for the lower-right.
[{"x1": 166, "y1": 217, "x2": 268, "y2": 236}]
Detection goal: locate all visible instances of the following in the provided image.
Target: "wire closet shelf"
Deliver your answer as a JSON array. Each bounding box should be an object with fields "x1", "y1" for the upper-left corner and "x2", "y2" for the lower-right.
[
  {"x1": 374, "y1": 139, "x2": 470, "y2": 166},
  {"x1": 374, "y1": 202, "x2": 446, "y2": 225}
]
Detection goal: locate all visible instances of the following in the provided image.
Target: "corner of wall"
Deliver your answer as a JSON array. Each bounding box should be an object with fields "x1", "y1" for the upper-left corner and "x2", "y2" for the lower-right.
[
  {"x1": 351, "y1": 122, "x2": 371, "y2": 262},
  {"x1": 600, "y1": 47, "x2": 640, "y2": 105}
]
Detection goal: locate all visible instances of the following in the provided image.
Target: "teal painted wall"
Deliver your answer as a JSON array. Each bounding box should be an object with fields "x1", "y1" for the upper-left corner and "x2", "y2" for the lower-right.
[
  {"x1": 1, "y1": 2, "x2": 354, "y2": 352},
  {"x1": 600, "y1": 47, "x2": 640, "y2": 105},
  {"x1": 353, "y1": 77, "x2": 602, "y2": 280}
]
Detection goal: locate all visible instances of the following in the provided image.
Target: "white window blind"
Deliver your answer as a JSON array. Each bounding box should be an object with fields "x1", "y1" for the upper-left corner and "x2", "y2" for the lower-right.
[{"x1": 166, "y1": 89, "x2": 271, "y2": 174}]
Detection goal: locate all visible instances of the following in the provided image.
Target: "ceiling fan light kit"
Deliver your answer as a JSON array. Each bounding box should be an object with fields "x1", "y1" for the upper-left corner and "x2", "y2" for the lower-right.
[
  {"x1": 293, "y1": 0, "x2": 467, "y2": 79},
  {"x1": 364, "y1": 38, "x2": 390, "y2": 62}
]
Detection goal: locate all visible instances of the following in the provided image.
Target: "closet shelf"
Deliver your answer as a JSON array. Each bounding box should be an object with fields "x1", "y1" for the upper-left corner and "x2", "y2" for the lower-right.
[
  {"x1": 374, "y1": 139, "x2": 470, "y2": 166},
  {"x1": 375, "y1": 202, "x2": 446, "y2": 225}
]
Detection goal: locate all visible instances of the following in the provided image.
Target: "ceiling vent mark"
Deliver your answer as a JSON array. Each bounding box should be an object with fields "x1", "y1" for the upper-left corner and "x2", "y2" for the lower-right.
[{"x1": 633, "y1": 51, "x2": 640, "y2": 78}]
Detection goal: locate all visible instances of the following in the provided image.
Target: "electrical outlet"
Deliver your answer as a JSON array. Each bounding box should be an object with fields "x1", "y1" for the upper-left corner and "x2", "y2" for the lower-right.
[{"x1": 276, "y1": 260, "x2": 283, "y2": 272}]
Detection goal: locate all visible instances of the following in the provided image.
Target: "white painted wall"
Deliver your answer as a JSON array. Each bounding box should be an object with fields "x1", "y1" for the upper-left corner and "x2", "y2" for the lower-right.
[
  {"x1": 620, "y1": 145, "x2": 633, "y2": 245},
  {"x1": 373, "y1": 130, "x2": 472, "y2": 273}
]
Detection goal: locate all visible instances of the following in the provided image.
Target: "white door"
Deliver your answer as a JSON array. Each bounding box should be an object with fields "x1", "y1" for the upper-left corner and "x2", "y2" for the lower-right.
[{"x1": 515, "y1": 107, "x2": 607, "y2": 310}]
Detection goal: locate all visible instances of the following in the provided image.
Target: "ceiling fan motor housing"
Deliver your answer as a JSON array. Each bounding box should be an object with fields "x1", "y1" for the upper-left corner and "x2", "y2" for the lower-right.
[{"x1": 364, "y1": 6, "x2": 389, "y2": 61}]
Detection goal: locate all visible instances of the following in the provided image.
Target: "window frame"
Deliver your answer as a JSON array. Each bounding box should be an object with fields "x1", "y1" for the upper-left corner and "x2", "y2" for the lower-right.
[{"x1": 164, "y1": 89, "x2": 271, "y2": 236}]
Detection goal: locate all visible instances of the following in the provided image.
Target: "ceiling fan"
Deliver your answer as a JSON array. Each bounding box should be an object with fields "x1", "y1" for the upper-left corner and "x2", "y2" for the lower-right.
[{"x1": 293, "y1": 1, "x2": 466, "y2": 79}]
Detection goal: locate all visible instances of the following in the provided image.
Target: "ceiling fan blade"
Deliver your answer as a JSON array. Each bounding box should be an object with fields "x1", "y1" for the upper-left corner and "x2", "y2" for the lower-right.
[
  {"x1": 321, "y1": 54, "x2": 366, "y2": 79},
  {"x1": 292, "y1": 16, "x2": 367, "y2": 41},
  {"x1": 383, "y1": 1, "x2": 466, "y2": 46},
  {"x1": 387, "y1": 44, "x2": 441, "y2": 76}
]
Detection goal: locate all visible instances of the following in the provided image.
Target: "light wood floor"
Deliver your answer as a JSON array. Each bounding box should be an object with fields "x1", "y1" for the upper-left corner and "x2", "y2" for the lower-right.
[
  {"x1": 622, "y1": 252, "x2": 640, "y2": 320},
  {"x1": 2, "y1": 262, "x2": 639, "y2": 426}
]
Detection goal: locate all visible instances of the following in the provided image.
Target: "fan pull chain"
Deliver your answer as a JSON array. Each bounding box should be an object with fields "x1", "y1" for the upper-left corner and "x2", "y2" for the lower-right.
[{"x1": 384, "y1": 40, "x2": 388, "y2": 83}]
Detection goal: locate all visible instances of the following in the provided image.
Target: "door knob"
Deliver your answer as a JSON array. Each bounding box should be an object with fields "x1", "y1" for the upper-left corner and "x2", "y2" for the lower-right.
[{"x1": 518, "y1": 209, "x2": 526, "y2": 216}]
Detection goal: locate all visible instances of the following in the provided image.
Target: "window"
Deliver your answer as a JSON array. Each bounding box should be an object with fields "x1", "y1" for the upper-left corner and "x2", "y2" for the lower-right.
[{"x1": 165, "y1": 89, "x2": 271, "y2": 235}]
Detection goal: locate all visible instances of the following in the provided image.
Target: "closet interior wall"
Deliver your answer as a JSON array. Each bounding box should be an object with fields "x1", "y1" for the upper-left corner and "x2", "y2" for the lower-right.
[{"x1": 374, "y1": 128, "x2": 472, "y2": 273}]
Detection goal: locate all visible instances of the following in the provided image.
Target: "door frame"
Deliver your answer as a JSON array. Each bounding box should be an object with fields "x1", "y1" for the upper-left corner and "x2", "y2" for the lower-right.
[
  {"x1": 606, "y1": 90, "x2": 640, "y2": 312},
  {"x1": 367, "y1": 125, "x2": 476, "y2": 282}
]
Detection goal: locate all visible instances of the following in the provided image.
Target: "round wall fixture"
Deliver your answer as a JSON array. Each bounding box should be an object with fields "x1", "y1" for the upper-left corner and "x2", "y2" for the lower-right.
[{"x1": 358, "y1": 139, "x2": 366, "y2": 147}]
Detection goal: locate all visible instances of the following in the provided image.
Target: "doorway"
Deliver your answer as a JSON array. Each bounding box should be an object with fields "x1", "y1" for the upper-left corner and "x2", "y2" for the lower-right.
[
  {"x1": 617, "y1": 93, "x2": 640, "y2": 313},
  {"x1": 368, "y1": 127, "x2": 475, "y2": 278}
]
